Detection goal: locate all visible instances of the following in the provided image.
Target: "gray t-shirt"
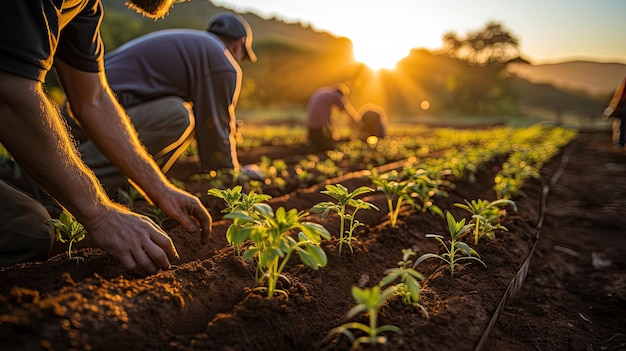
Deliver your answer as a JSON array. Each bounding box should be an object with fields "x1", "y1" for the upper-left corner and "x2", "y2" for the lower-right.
[{"x1": 104, "y1": 29, "x2": 241, "y2": 169}]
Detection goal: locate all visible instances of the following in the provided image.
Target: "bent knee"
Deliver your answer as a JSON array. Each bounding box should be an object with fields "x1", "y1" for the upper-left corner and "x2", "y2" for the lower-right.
[
  {"x1": 0, "y1": 204, "x2": 54, "y2": 266},
  {"x1": 0, "y1": 181, "x2": 55, "y2": 266}
]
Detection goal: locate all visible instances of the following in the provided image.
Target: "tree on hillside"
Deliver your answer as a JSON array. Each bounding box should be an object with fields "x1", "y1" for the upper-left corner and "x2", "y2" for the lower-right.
[
  {"x1": 442, "y1": 22, "x2": 521, "y2": 65},
  {"x1": 438, "y1": 22, "x2": 525, "y2": 114}
]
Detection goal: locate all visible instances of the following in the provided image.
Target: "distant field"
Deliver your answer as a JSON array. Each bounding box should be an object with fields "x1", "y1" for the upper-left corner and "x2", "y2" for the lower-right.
[{"x1": 239, "y1": 107, "x2": 612, "y2": 131}]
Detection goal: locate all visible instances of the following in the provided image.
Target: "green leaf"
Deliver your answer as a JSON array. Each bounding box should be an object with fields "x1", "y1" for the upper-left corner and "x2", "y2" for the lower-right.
[
  {"x1": 253, "y1": 203, "x2": 274, "y2": 217},
  {"x1": 379, "y1": 270, "x2": 400, "y2": 287},
  {"x1": 406, "y1": 278, "x2": 421, "y2": 302},
  {"x1": 300, "y1": 221, "x2": 331, "y2": 241},
  {"x1": 310, "y1": 202, "x2": 336, "y2": 218},
  {"x1": 226, "y1": 225, "x2": 249, "y2": 245},
  {"x1": 414, "y1": 253, "x2": 447, "y2": 267},
  {"x1": 224, "y1": 211, "x2": 255, "y2": 222},
  {"x1": 298, "y1": 244, "x2": 327, "y2": 269},
  {"x1": 242, "y1": 247, "x2": 259, "y2": 261},
  {"x1": 350, "y1": 186, "x2": 374, "y2": 197},
  {"x1": 455, "y1": 242, "x2": 474, "y2": 256}
]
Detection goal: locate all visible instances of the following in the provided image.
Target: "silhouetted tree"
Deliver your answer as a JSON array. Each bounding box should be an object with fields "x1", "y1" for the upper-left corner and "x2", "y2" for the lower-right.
[
  {"x1": 442, "y1": 22, "x2": 521, "y2": 65},
  {"x1": 439, "y1": 22, "x2": 524, "y2": 114}
]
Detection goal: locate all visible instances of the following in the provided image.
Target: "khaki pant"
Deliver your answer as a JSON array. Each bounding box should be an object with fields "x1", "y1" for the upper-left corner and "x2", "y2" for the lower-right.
[
  {"x1": 66, "y1": 96, "x2": 195, "y2": 198},
  {"x1": 0, "y1": 180, "x2": 54, "y2": 267}
]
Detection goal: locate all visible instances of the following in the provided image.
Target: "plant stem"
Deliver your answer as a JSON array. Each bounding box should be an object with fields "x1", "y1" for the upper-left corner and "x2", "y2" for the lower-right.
[
  {"x1": 68, "y1": 239, "x2": 76, "y2": 259},
  {"x1": 369, "y1": 306, "x2": 378, "y2": 343},
  {"x1": 267, "y1": 256, "x2": 279, "y2": 297},
  {"x1": 339, "y1": 204, "x2": 346, "y2": 254},
  {"x1": 474, "y1": 220, "x2": 480, "y2": 245},
  {"x1": 391, "y1": 197, "x2": 403, "y2": 227}
]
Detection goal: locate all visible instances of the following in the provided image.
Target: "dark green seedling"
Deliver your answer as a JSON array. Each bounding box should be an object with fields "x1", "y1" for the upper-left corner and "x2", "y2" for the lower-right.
[
  {"x1": 380, "y1": 248, "x2": 424, "y2": 305},
  {"x1": 225, "y1": 206, "x2": 330, "y2": 298},
  {"x1": 143, "y1": 207, "x2": 171, "y2": 228},
  {"x1": 208, "y1": 186, "x2": 272, "y2": 215},
  {"x1": 454, "y1": 198, "x2": 517, "y2": 245},
  {"x1": 117, "y1": 186, "x2": 143, "y2": 211},
  {"x1": 370, "y1": 170, "x2": 415, "y2": 228},
  {"x1": 208, "y1": 186, "x2": 272, "y2": 253},
  {"x1": 414, "y1": 211, "x2": 486, "y2": 277},
  {"x1": 311, "y1": 183, "x2": 377, "y2": 254},
  {"x1": 50, "y1": 211, "x2": 87, "y2": 262},
  {"x1": 327, "y1": 285, "x2": 401, "y2": 349}
]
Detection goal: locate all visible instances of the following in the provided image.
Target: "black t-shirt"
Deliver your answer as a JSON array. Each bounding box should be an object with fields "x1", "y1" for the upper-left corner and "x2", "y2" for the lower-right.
[{"x1": 0, "y1": 0, "x2": 104, "y2": 82}]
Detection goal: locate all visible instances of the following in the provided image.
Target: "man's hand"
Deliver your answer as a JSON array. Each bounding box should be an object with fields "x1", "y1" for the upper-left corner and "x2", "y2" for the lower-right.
[
  {"x1": 54, "y1": 61, "x2": 213, "y2": 248},
  {"x1": 150, "y1": 185, "x2": 213, "y2": 245},
  {"x1": 87, "y1": 205, "x2": 180, "y2": 274}
]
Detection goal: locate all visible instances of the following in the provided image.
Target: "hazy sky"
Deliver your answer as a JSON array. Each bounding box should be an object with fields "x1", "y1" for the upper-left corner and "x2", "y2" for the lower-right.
[{"x1": 212, "y1": 0, "x2": 626, "y2": 69}]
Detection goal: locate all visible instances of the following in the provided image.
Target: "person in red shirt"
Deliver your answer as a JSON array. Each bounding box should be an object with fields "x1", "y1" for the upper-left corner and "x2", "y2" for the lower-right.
[
  {"x1": 0, "y1": 0, "x2": 212, "y2": 273},
  {"x1": 306, "y1": 84, "x2": 360, "y2": 151}
]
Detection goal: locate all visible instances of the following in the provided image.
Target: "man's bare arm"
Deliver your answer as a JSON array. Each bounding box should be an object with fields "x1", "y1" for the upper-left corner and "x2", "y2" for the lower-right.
[
  {"x1": 0, "y1": 69, "x2": 177, "y2": 273},
  {"x1": 55, "y1": 59, "x2": 212, "y2": 241}
]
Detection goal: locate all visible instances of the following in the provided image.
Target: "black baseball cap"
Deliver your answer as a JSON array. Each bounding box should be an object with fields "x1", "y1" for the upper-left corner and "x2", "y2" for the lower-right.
[{"x1": 206, "y1": 12, "x2": 257, "y2": 62}]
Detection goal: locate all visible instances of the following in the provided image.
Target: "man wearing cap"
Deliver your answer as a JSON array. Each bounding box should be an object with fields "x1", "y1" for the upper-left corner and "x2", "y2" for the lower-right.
[{"x1": 63, "y1": 11, "x2": 260, "y2": 197}]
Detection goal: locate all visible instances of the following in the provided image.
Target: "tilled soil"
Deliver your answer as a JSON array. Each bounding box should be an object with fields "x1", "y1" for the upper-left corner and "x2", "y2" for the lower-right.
[{"x1": 0, "y1": 129, "x2": 624, "y2": 351}]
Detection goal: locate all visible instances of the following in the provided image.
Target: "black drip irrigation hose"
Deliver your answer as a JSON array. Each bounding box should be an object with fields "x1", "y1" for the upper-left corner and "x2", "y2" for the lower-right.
[{"x1": 474, "y1": 144, "x2": 574, "y2": 351}]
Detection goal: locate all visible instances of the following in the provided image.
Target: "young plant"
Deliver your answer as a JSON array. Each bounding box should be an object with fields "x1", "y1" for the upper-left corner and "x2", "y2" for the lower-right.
[
  {"x1": 404, "y1": 167, "x2": 448, "y2": 217},
  {"x1": 208, "y1": 186, "x2": 271, "y2": 214},
  {"x1": 454, "y1": 198, "x2": 517, "y2": 245},
  {"x1": 370, "y1": 170, "x2": 414, "y2": 228},
  {"x1": 310, "y1": 184, "x2": 377, "y2": 254},
  {"x1": 142, "y1": 207, "x2": 171, "y2": 228},
  {"x1": 254, "y1": 156, "x2": 288, "y2": 190},
  {"x1": 208, "y1": 186, "x2": 272, "y2": 253},
  {"x1": 327, "y1": 285, "x2": 401, "y2": 349},
  {"x1": 50, "y1": 210, "x2": 87, "y2": 262},
  {"x1": 380, "y1": 248, "x2": 424, "y2": 305},
  {"x1": 225, "y1": 205, "x2": 330, "y2": 298},
  {"x1": 117, "y1": 186, "x2": 143, "y2": 211},
  {"x1": 414, "y1": 211, "x2": 486, "y2": 277}
]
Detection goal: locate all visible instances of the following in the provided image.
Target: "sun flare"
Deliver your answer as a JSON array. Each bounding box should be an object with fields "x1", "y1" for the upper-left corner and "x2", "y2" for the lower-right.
[{"x1": 352, "y1": 38, "x2": 408, "y2": 71}]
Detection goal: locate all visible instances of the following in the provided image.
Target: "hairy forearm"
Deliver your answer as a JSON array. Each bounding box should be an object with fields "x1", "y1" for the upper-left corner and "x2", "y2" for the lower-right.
[
  {"x1": 56, "y1": 60, "x2": 171, "y2": 205},
  {"x1": 0, "y1": 75, "x2": 114, "y2": 226},
  {"x1": 72, "y1": 88, "x2": 170, "y2": 202}
]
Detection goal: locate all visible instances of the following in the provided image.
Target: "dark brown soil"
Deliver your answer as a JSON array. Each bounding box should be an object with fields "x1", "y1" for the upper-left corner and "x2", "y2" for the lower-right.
[{"x1": 1, "y1": 129, "x2": 624, "y2": 351}]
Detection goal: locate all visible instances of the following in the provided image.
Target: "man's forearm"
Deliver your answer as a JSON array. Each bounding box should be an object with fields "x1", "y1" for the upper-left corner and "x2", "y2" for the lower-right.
[
  {"x1": 75, "y1": 91, "x2": 172, "y2": 204},
  {"x1": 0, "y1": 75, "x2": 114, "y2": 226},
  {"x1": 55, "y1": 61, "x2": 171, "y2": 205}
]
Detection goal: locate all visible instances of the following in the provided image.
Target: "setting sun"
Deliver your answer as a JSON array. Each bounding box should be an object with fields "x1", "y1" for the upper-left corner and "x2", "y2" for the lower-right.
[{"x1": 352, "y1": 38, "x2": 407, "y2": 71}]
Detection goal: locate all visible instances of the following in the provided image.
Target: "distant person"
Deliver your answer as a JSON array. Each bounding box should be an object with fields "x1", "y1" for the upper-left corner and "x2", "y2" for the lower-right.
[
  {"x1": 63, "y1": 12, "x2": 262, "y2": 198},
  {"x1": 0, "y1": 0, "x2": 212, "y2": 273},
  {"x1": 601, "y1": 76, "x2": 626, "y2": 150},
  {"x1": 306, "y1": 84, "x2": 360, "y2": 151},
  {"x1": 357, "y1": 103, "x2": 388, "y2": 141}
]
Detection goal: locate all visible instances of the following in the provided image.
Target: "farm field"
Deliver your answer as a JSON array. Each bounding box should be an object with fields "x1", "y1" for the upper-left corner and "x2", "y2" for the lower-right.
[{"x1": 0, "y1": 124, "x2": 625, "y2": 351}]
